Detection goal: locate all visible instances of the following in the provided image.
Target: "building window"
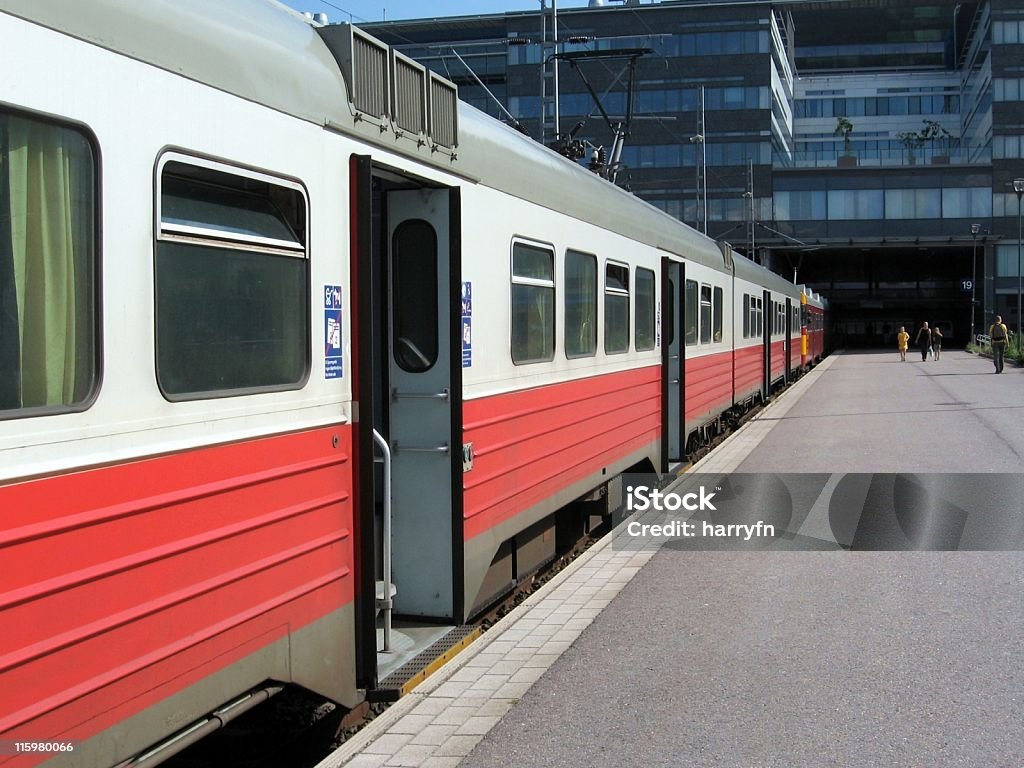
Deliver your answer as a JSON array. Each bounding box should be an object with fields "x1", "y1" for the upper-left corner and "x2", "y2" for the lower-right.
[
  {"x1": 774, "y1": 190, "x2": 827, "y2": 221},
  {"x1": 635, "y1": 267, "x2": 655, "y2": 351},
  {"x1": 884, "y1": 188, "x2": 941, "y2": 219},
  {"x1": 565, "y1": 249, "x2": 597, "y2": 358},
  {"x1": 1, "y1": 110, "x2": 97, "y2": 414},
  {"x1": 155, "y1": 156, "x2": 308, "y2": 398},
  {"x1": 512, "y1": 241, "x2": 555, "y2": 364},
  {"x1": 827, "y1": 189, "x2": 884, "y2": 220},
  {"x1": 605, "y1": 261, "x2": 630, "y2": 354}
]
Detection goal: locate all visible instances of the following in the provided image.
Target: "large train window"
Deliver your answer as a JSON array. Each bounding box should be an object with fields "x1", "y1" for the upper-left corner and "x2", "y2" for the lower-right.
[
  {"x1": 684, "y1": 280, "x2": 698, "y2": 346},
  {"x1": 743, "y1": 294, "x2": 751, "y2": 338},
  {"x1": 0, "y1": 110, "x2": 98, "y2": 417},
  {"x1": 511, "y1": 240, "x2": 555, "y2": 364},
  {"x1": 155, "y1": 155, "x2": 308, "y2": 398},
  {"x1": 713, "y1": 286, "x2": 723, "y2": 342},
  {"x1": 699, "y1": 284, "x2": 712, "y2": 344},
  {"x1": 605, "y1": 261, "x2": 630, "y2": 354},
  {"x1": 565, "y1": 249, "x2": 597, "y2": 358},
  {"x1": 393, "y1": 220, "x2": 438, "y2": 372},
  {"x1": 635, "y1": 267, "x2": 655, "y2": 351}
]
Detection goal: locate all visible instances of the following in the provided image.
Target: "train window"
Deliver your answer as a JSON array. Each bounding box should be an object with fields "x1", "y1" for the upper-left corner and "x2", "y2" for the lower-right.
[
  {"x1": 756, "y1": 297, "x2": 764, "y2": 337},
  {"x1": 512, "y1": 241, "x2": 555, "y2": 364},
  {"x1": 684, "y1": 279, "x2": 698, "y2": 346},
  {"x1": 565, "y1": 250, "x2": 597, "y2": 358},
  {"x1": 155, "y1": 157, "x2": 308, "y2": 398},
  {"x1": 393, "y1": 220, "x2": 439, "y2": 372},
  {"x1": 0, "y1": 110, "x2": 97, "y2": 417},
  {"x1": 713, "y1": 286, "x2": 723, "y2": 342},
  {"x1": 699, "y1": 284, "x2": 712, "y2": 344},
  {"x1": 635, "y1": 267, "x2": 655, "y2": 351},
  {"x1": 743, "y1": 294, "x2": 750, "y2": 339},
  {"x1": 605, "y1": 261, "x2": 630, "y2": 354}
]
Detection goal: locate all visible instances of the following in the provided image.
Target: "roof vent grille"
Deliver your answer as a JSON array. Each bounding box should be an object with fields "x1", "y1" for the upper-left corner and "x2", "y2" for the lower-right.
[
  {"x1": 429, "y1": 73, "x2": 458, "y2": 150},
  {"x1": 391, "y1": 49, "x2": 427, "y2": 136},
  {"x1": 319, "y1": 24, "x2": 458, "y2": 154}
]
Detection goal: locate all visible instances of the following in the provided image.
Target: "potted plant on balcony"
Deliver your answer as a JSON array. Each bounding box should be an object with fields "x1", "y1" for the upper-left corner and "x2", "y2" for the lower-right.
[
  {"x1": 834, "y1": 116, "x2": 856, "y2": 166},
  {"x1": 921, "y1": 119, "x2": 953, "y2": 164},
  {"x1": 897, "y1": 129, "x2": 925, "y2": 165}
]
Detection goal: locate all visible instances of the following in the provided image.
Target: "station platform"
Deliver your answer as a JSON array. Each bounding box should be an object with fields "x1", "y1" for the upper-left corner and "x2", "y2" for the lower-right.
[{"x1": 316, "y1": 350, "x2": 1024, "y2": 768}]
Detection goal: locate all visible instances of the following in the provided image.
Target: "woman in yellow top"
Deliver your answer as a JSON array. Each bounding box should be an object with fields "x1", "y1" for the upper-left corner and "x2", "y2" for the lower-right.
[{"x1": 897, "y1": 326, "x2": 910, "y2": 362}]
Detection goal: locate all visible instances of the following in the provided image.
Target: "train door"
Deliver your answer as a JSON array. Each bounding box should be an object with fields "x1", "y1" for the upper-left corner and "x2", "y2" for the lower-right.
[
  {"x1": 350, "y1": 157, "x2": 463, "y2": 691},
  {"x1": 386, "y1": 188, "x2": 457, "y2": 620},
  {"x1": 663, "y1": 259, "x2": 684, "y2": 464},
  {"x1": 762, "y1": 289, "x2": 771, "y2": 399}
]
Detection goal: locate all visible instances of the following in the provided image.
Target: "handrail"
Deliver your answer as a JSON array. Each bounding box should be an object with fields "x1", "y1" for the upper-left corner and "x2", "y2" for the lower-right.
[{"x1": 371, "y1": 429, "x2": 393, "y2": 652}]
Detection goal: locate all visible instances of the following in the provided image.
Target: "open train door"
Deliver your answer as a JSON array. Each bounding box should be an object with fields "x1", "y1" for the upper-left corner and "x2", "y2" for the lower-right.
[
  {"x1": 662, "y1": 259, "x2": 685, "y2": 465},
  {"x1": 385, "y1": 186, "x2": 460, "y2": 622},
  {"x1": 349, "y1": 157, "x2": 463, "y2": 691}
]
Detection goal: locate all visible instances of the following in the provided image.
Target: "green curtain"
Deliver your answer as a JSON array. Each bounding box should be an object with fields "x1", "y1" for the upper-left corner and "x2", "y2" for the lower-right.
[
  {"x1": 0, "y1": 119, "x2": 19, "y2": 408},
  {"x1": 2, "y1": 115, "x2": 87, "y2": 410}
]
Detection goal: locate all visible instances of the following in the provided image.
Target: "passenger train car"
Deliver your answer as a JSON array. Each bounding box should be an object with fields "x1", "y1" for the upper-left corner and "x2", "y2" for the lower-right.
[
  {"x1": 0, "y1": 2, "x2": 827, "y2": 766},
  {"x1": 801, "y1": 288, "x2": 829, "y2": 367}
]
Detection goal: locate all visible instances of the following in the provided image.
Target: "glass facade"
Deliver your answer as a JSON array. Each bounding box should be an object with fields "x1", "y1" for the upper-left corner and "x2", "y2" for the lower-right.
[{"x1": 365, "y1": 0, "x2": 1017, "y2": 325}]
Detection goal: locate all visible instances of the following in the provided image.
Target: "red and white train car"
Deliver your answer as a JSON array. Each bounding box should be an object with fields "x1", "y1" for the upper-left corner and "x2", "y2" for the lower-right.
[
  {"x1": 800, "y1": 287, "x2": 829, "y2": 366},
  {"x1": 0, "y1": 2, "x2": 826, "y2": 766}
]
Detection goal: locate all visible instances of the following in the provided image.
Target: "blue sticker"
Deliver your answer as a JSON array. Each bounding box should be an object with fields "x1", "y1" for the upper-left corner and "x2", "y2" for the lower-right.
[
  {"x1": 324, "y1": 285, "x2": 343, "y2": 379},
  {"x1": 461, "y1": 282, "x2": 472, "y2": 368}
]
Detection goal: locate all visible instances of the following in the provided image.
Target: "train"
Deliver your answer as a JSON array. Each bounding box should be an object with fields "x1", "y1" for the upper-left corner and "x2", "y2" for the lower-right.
[{"x1": 0, "y1": 2, "x2": 828, "y2": 766}]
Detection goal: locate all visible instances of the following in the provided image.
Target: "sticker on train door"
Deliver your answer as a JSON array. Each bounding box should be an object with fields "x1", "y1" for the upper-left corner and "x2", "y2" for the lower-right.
[
  {"x1": 462, "y1": 281, "x2": 472, "y2": 368},
  {"x1": 324, "y1": 284, "x2": 343, "y2": 379}
]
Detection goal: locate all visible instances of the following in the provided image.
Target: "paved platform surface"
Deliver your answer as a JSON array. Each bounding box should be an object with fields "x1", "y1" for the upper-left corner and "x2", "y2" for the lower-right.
[{"x1": 318, "y1": 351, "x2": 1024, "y2": 768}]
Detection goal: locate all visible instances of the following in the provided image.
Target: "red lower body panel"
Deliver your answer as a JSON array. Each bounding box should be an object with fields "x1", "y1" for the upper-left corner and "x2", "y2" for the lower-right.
[
  {"x1": 770, "y1": 339, "x2": 786, "y2": 380},
  {"x1": 0, "y1": 425, "x2": 355, "y2": 766},
  {"x1": 463, "y1": 366, "x2": 660, "y2": 540},
  {"x1": 734, "y1": 344, "x2": 763, "y2": 400},
  {"x1": 685, "y1": 350, "x2": 732, "y2": 424}
]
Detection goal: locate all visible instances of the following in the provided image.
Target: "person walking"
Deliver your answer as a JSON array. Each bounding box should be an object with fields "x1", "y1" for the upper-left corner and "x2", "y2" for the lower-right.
[
  {"x1": 897, "y1": 326, "x2": 910, "y2": 361},
  {"x1": 989, "y1": 315, "x2": 1009, "y2": 373},
  {"x1": 914, "y1": 322, "x2": 931, "y2": 362},
  {"x1": 932, "y1": 325, "x2": 943, "y2": 360}
]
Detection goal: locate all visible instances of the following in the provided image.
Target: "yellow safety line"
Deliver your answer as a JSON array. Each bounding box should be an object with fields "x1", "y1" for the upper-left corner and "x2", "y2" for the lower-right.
[{"x1": 399, "y1": 627, "x2": 483, "y2": 697}]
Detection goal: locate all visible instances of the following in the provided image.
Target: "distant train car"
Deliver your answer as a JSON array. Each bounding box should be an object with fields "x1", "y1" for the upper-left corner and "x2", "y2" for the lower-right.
[
  {"x1": 0, "y1": 2, "x2": 828, "y2": 766},
  {"x1": 801, "y1": 287, "x2": 829, "y2": 365}
]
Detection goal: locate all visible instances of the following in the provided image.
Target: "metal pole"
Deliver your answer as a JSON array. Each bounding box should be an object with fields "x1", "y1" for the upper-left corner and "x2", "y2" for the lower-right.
[
  {"x1": 539, "y1": 1, "x2": 547, "y2": 145},
  {"x1": 701, "y1": 86, "x2": 707, "y2": 234},
  {"x1": 371, "y1": 429, "x2": 393, "y2": 652},
  {"x1": 1013, "y1": 179, "x2": 1024, "y2": 352},
  {"x1": 970, "y1": 225, "x2": 978, "y2": 344},
  {"x1": 552, "y1": 0, "x2": 560, "y2": 141}
]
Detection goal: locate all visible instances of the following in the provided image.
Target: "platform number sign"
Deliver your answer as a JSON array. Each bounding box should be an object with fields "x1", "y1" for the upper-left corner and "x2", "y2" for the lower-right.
[
  {"x1": 961, "y1": 279, "x2": 973, "y2": 292},
  {"x1": 324, "y1": 285, "x2": 343, "y2": 379}
]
